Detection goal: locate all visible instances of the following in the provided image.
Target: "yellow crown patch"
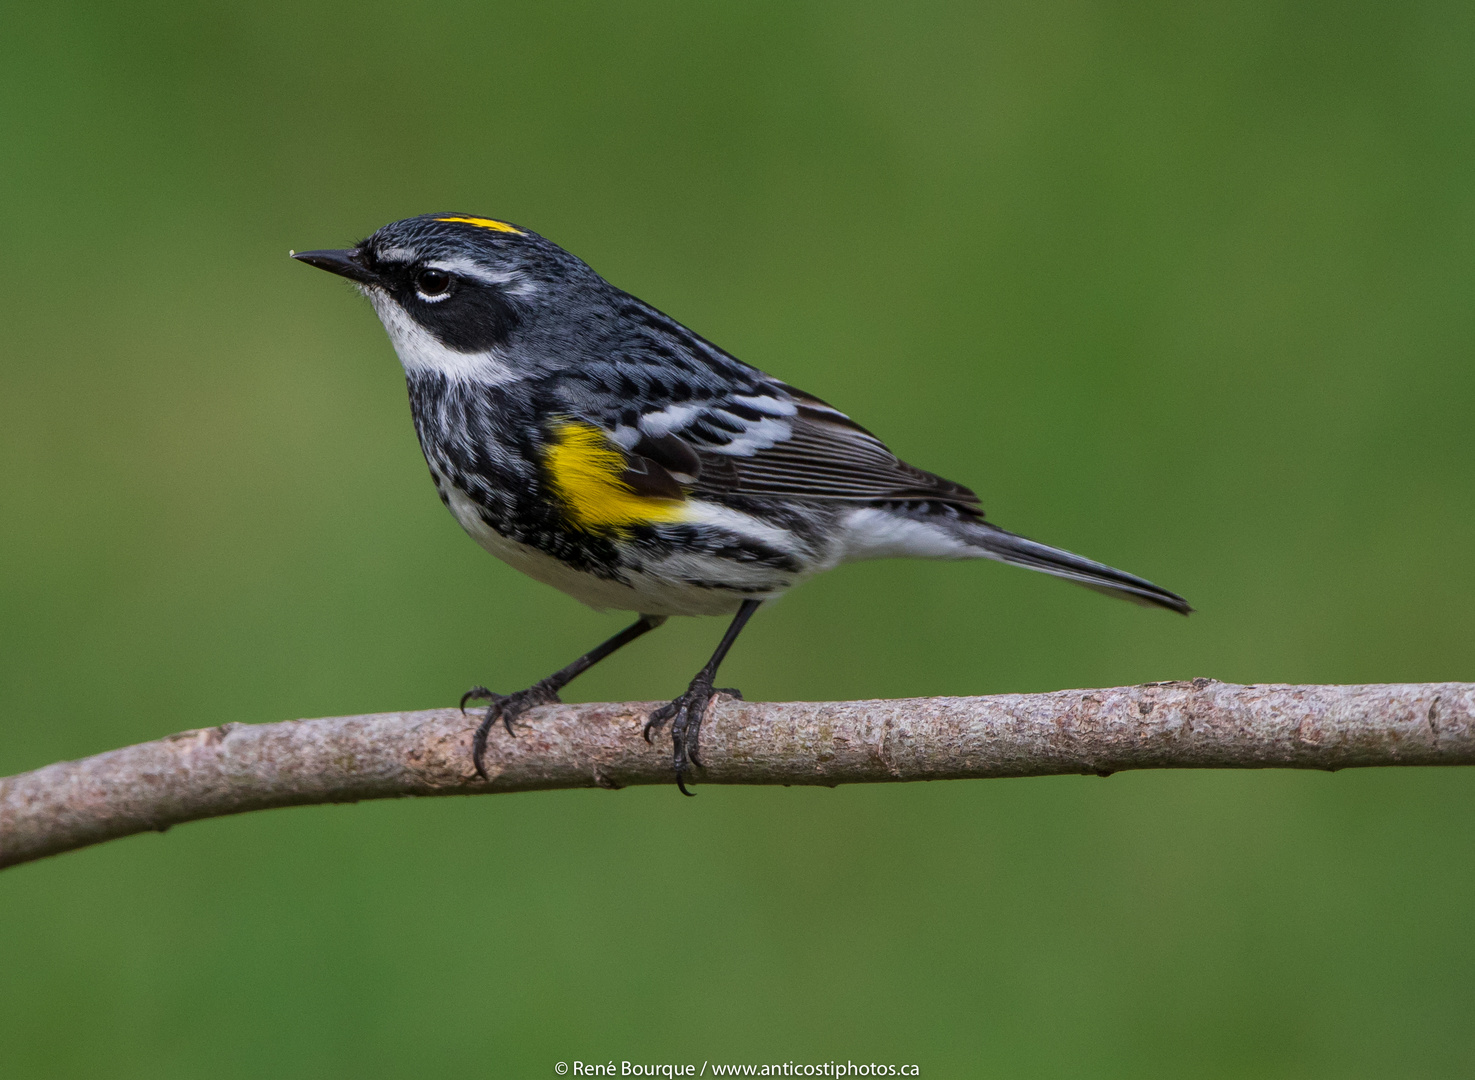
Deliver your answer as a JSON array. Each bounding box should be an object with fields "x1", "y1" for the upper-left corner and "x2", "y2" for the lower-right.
[{"x1": 435, "y1": 216, "x2": 525, "y2": 235}]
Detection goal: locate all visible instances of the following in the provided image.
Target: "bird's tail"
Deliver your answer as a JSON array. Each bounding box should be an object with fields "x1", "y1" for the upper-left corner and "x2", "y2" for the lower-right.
[{"x1": 959, "y1": 519, "x2": 1192, "y2": 615}]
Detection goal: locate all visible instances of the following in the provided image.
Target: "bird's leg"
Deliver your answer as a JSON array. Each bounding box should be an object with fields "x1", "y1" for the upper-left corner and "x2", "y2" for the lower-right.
[
  {"x1": 644, "y1": 599, "x2": 761, "y2": 795},
  {"x1": 464, "y1": 614, "x2": 667, "y2": 779}
]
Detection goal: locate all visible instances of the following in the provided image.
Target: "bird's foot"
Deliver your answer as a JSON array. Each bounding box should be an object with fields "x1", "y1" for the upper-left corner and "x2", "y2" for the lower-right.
[
  {"x1": 644, "y1": 681, "x2": 743, "y2": 795},
  {"x1": 461, "y1": 682, "x2": 562, "y2": 780}
]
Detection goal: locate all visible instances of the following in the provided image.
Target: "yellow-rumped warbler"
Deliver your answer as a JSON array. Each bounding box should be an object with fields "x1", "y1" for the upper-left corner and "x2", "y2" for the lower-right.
[{"x1": 295, "y1": 214, "x2": 1189, "y2": 792}]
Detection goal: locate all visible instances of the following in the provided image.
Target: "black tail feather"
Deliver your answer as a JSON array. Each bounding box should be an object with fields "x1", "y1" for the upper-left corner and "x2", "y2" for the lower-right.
[{"x1": 963, "y1": 521, "x2": 1192, "y2": 615}]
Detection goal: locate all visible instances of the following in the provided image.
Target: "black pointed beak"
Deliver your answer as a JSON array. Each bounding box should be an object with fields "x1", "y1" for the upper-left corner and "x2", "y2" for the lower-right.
[{"x1": 292, "y1": 248, "x2": 380, "y2": 286}]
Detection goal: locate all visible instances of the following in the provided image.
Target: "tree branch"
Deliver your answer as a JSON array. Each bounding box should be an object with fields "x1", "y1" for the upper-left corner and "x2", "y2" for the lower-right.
[{"x1": 2, "y1": 679, "x2": 1471, "y2": 870}]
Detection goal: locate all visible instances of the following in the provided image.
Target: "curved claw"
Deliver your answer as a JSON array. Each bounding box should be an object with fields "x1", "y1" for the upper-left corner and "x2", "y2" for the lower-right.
[
  {"x1": 676, "y1": 773, "x2": 696, "y2": 797},
  {"x1": 472, "y1": 699, "x2": 525, "y2": 779},
  {"x1": 459, "y1": 685, "x2": 496, "y2": 713},
  {"x1": 689, "y1": 689, "x2": 738, "y2": 766},
  {"x1": 465, "y1": 684, "x2": 564, "y2": 779},
  {"x1": 471, "y1": 712, "x2": 496, "y2": 780},
  {"x1": 644, "y1": 679, "x2": 745, "y2": 794},
  {"x1": 643, "y1": 701, "x2": 675, "y2": 744}
]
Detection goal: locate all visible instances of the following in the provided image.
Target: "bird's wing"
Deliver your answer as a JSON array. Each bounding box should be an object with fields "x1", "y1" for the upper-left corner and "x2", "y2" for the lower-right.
[
  {"x1": 543, "y1": 292, "x2": 979, "y2": 509},
  {"x1": 555, "y1": 368, "x2": 980, "y2": 510},
  {"x1": 689, "y1": 384, "x2": 981, "y2": 508}
]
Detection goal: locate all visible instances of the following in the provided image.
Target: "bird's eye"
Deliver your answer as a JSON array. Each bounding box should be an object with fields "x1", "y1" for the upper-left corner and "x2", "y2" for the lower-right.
[{"x1": 415, "y1": 268, "x2": 452, "y2": 298}]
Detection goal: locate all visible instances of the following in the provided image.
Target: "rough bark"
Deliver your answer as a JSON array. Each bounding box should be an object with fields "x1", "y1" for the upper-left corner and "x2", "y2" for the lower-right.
[{"x1": 2, "y1": 680, "x2": 1471, "y2": 870}]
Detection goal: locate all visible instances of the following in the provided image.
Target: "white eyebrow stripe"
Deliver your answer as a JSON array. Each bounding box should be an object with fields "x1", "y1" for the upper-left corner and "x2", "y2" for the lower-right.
[
  {"x1": 371, "y1": 251, "x2": 539, "y2": 296},
  {"x1": 422, "y1": 257, "x2": 539, "y2": 296},
  {"x1": 423, "y1": 257, "x2": 518, "y2": 284}
]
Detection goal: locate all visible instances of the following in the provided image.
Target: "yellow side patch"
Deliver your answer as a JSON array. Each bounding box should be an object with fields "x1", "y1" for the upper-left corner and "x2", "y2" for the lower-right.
[
  {"x1": 544, "y1": 421, "x2": 686, "y2": 534},
  {"x1": 435, "y1": 216, "x2": 526, "y2": 235}
]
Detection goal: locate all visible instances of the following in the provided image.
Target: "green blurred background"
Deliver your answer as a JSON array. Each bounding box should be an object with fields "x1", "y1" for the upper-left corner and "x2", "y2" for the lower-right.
[{"x1": 2, "y1": 1, "x2": 1473, "y2": 1075}]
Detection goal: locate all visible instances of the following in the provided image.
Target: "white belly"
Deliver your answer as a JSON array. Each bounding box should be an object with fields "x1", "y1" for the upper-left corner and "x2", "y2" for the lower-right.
[{"x1": 440, "y1": 481, "x2": 779, "y2": 616}]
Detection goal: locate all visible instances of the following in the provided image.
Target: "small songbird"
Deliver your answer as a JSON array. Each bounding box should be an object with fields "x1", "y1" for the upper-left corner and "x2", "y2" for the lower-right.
[{"x1": 295, "y1": 214, "x2": 1189, "y2": 792}]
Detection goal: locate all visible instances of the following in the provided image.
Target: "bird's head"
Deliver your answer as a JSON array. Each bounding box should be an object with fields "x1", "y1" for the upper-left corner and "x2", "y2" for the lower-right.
[{"x1": 294, "y1": 213, "x2": 595, "y2": 381}]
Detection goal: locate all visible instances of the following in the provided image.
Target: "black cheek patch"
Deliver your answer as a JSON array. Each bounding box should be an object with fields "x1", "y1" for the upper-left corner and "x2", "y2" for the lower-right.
[{"x1": 405, "y1": 281, "x2": 522, "y2": 352}]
